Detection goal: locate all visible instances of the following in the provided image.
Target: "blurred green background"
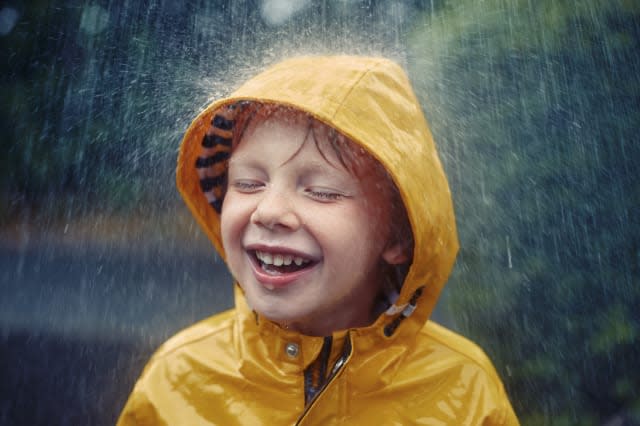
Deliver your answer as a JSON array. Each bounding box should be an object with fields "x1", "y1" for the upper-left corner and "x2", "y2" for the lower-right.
[{"x1": 1, "y1": 0, "x2": 638, "y2": 425}]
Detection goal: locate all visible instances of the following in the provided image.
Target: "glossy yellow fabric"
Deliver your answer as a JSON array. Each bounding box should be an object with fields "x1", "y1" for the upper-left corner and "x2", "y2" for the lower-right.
[{"x1": 117, "y1": 56, "x2": 519, "y2": 425}]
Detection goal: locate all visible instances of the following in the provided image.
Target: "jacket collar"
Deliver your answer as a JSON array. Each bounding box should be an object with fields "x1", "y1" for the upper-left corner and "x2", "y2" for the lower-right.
[{"x1": 232, "y1": 284, "x2": 419, "y2": 392}]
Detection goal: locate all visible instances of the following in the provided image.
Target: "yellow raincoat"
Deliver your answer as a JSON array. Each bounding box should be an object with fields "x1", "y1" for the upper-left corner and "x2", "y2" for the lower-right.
[{"x1": 117, "y1": 56, "x2": 519, "y2": 425}]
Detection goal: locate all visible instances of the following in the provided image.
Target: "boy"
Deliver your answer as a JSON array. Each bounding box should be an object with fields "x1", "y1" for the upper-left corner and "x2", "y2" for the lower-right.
[{"x1": 117, "y1": 56, "x2": 518, "y2": 425}]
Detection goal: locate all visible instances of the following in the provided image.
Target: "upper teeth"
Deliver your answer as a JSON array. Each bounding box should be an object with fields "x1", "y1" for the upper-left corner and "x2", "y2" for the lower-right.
[{"x1": 256, "y1": 251, "x2": 310, "y2": 266}]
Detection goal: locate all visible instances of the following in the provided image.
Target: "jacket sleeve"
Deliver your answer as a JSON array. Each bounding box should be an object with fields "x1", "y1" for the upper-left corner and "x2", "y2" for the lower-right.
[
  {"x1": 484, "y1": 376, "x2": 519, "y2": 426},
  {"x1": 481, "y1": 346, "x2": 520, "y2": 425},
  {"x1": 500, "y1": 402, "x2": 520, "y2": 426},
  {"x1": 116, "y1": 384, "x2": 167, "y2": 426},
  {"x1": 486, "y1": 396, "x2": 519, "y2": 426},
  {"x1": 116, "y1": 355, "x2": 169, "y2": 426}
]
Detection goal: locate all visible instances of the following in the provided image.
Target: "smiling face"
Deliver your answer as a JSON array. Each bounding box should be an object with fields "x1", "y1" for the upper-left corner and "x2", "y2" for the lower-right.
[{"x1": 220, "y1": 109, "x2": 406, "y2": 336}]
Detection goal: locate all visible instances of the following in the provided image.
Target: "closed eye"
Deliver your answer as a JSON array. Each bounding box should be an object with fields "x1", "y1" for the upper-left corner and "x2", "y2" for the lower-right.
[
  {"x1": 305, "y1": 188, "x2": 347, "y2": 202},
  {"x1": 231, "y1": 180, "x2": 264, "y2": 193}
]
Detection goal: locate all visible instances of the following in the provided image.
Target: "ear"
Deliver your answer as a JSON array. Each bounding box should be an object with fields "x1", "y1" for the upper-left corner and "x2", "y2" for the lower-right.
[{"x1": 382, "y1": 241, "x2": 409, "y2": 265}]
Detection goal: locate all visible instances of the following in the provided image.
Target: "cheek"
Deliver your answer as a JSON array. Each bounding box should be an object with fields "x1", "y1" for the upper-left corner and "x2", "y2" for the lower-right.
[
  {"x1": 220, "y1": 205, "x2": 231, "y2": 241},
  {"x1": 361, "y1": 196, "x2": 392, "y2": 241},
  {"x1": 328, "y1": 204, "x2": 388, "y2": 258},
  {"x1": 220, "y1": 196, "x2": 244, "y2": 249},
  {"x1": 220, "y1": 208, "x2": 246, "y2": 279}
]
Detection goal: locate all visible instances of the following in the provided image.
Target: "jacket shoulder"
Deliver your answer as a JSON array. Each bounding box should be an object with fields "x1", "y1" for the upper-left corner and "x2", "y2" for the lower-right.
[
  {"x1": 404, "y1": 321, "x2": 519, "y2": 425},
  {"x1": 116, "y1": 309, "x2": 240, "y2": 426},
  {"x1": 420, "y1": 320, "x2": 500, "y2": 375}
]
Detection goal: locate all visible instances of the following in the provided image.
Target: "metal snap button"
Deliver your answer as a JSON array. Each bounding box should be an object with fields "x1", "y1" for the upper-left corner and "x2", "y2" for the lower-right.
[{"x1": 285, "y1": 342, "x2": 299, "y2": 358}]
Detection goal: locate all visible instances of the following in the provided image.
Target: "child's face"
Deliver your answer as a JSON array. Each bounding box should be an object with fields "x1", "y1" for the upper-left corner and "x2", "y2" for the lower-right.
[{"x1": 221, "y1": 112, "x2": 403, "y2": 336}]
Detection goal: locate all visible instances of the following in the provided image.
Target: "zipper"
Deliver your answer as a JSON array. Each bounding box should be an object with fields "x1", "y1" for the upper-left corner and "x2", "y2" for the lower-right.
[
  {"x1": 296, "y1": 333, "x2": 352, "y2": 425},
  {"x1": 303, "y1": 336, "x2": 333, "y2": 405}
]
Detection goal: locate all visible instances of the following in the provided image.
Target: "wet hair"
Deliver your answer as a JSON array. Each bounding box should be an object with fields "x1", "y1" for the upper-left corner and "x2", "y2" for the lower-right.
[{"x1": 230, "y1": 102, "x2": 414, "y2": 295}]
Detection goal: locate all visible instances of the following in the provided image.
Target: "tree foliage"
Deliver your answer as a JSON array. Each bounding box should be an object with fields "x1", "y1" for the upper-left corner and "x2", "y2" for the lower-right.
[{"x1": 408, "y1": 0, "x2": 640, "y2": 423}]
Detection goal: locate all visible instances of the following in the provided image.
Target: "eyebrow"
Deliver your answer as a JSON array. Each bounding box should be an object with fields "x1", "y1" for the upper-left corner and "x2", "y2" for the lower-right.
[
  {"x1": 228, "y1": 157, "x2": 346, "y2": 175},
  {"x1": 296, "y1": 160, "x2": 346, "y2": 175},
  {"x1": 227, "y1": 157, "x2": 262, "y2": 172}
]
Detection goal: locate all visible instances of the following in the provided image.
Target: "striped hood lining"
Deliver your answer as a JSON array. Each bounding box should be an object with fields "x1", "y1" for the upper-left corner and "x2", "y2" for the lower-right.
[
  {"x1": 195, "y1": 101, "x2": 265, "y2": 213},
  {"x1": 195, "y1": 104, "x2": 237, "y2": 214}
]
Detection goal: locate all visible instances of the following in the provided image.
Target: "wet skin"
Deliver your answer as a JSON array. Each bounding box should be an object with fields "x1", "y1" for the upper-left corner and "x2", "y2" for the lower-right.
[{"x1": 221, "y1": 112, "x2": 404, "y2": 336}]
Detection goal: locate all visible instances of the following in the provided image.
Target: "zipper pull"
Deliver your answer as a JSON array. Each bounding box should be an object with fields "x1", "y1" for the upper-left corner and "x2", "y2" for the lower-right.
[{"x1": 331, "y1": 356, "x2": 345, "y2": 376}]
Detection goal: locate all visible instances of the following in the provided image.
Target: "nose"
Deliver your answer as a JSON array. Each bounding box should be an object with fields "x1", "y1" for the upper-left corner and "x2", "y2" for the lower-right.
[{"x1": 250, "y1": 187, "x2": 301, "y2": 231}]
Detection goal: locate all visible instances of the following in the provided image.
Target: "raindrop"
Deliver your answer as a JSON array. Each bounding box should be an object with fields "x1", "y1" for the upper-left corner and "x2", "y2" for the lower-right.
[
  {"x1": 0, "y1": 6, "x2": 19, "y2": 36},
  {"x1": 260, "y1": 0, "x2": 311, "y2": 26},
  {"x1": 79, "y1": 4, "x2": 109, "y2": 36}
]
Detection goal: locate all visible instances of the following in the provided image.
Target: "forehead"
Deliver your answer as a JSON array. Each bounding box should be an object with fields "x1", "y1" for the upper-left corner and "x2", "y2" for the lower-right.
[
  {"x1": 232, "y1": 106, "x2": 389, "y2": 179},
  {"x1": 231, "y1": 109, "x2": 347, "y2": 171},
  {"x1": 243, "y1": 110, "x2": 312, "y2": 147}
]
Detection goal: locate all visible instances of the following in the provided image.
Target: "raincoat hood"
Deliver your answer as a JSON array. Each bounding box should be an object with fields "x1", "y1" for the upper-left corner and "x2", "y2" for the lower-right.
[{"x1": 177, "y1": 56, "x2": 459, "y2": 338}]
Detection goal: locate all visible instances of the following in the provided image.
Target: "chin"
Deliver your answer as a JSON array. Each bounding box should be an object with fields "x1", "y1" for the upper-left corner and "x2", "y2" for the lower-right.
[
  {"x1": 257, "y1": 307, "x2": 303, "y2": 324},
  {"x1": 253, "y1": 304, "x2": 310, "y2": 328}
]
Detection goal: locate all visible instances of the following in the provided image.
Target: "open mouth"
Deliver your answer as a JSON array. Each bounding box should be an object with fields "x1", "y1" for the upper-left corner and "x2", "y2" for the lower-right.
[{"x1": 251, "y1": 250, "x2": 315, "y2": 275}]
